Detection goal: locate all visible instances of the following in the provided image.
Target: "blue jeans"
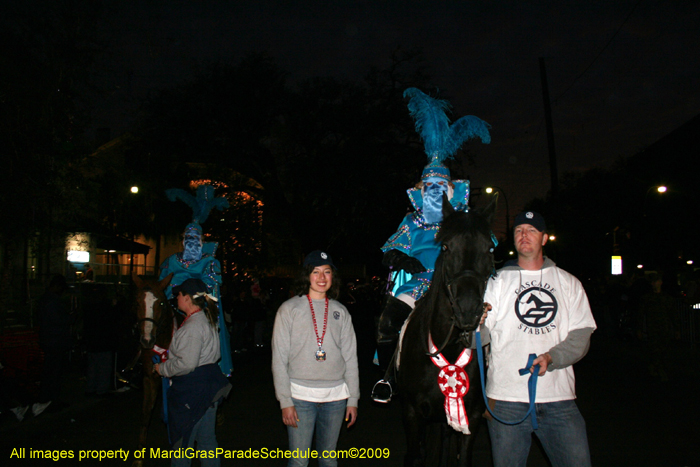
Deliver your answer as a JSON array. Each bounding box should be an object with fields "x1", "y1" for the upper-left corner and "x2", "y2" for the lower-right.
[
  {"x1": 287, "y1": 398, "x2": 347, "y2": 467},
  {"x1": 172, "y1": 403, "x2": 219, "y2": 467},
  {"x1": 487, "y1": 399, "x2": 591, "y2": 467}
]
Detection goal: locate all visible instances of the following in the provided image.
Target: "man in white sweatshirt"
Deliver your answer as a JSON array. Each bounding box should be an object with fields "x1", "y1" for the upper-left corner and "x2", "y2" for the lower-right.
[{"x1": 483, "y1": 211, "x2": 596, "y2": 467}]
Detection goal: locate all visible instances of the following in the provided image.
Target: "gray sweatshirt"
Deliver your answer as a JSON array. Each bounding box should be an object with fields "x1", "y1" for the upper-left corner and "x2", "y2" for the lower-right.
[
  {"x1": 159, "y1": 312, "x2": 220, "y2": 378},
  {"x1": 271, "y1": 295, "x2": 360, "y2": 409}
]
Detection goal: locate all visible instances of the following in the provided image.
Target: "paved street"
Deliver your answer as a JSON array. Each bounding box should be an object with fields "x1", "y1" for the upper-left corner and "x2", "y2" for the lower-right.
[{"x1": 2, "y1": 332, "x2": 699, "y2": 466}]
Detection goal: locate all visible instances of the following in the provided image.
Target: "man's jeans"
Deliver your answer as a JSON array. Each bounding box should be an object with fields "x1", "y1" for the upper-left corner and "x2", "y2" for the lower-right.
[
  {"x1": 487, "y1": 399, "x2": 591, "y2": 467},
  {"x1": 287, "y1": 398, "x2": 347, "y2": 467}
]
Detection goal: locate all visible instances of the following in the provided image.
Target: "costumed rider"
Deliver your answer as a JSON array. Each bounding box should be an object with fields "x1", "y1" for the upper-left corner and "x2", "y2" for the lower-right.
[
  {"x1": 159, "y1": 185, "x2": 234, "y2": 377},
  {"x1": 371, "y1": 88, "x2": 491, "y2": 403}
]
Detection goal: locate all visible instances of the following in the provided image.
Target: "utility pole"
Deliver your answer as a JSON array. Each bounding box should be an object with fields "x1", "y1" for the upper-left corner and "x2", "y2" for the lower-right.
[{"x1": 539, "y1": 57, "x2": 559, "y2": 196}]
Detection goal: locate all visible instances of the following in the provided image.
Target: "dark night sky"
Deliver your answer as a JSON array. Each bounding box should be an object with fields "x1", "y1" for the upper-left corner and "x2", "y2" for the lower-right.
[{"x1": 90, "y1": 0, "x2": 700, "y2": 236}]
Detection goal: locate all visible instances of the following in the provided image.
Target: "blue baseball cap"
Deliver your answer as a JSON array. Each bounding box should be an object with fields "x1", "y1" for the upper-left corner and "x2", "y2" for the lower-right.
[
  {"x1": 172, "y1": 278, "x2": 209, "y2": 297},
  {"x1": 513, "y1": 211, "x2": 547, "y2": 232},
  {"x1": 303, "y1": 250, "x2": 335, "y2": 268}
]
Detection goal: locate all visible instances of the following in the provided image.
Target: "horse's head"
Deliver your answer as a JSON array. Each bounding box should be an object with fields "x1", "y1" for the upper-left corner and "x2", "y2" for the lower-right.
[
  {"x1": 434, "y1": 192, "x2": 498, "y2": 331},
  {"x1": 132, "y1": 272, "x2": 173, "y2": 349}
]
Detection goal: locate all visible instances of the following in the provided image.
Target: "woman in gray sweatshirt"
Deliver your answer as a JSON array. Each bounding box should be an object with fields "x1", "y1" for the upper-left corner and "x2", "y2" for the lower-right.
[
  {"x1": 272, "y1": 250, "x2": 359, "y2": 467},
  {"x1": 154, "y1": 279, "x2": 231, "y2": 466}
]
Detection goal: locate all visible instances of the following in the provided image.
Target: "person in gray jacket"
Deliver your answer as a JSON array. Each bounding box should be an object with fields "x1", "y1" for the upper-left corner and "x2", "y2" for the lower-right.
[
  {"x1": 483, "y1": 212, "x2": 596, "y2": 467},
  {"x1": 154, "y1": 279, "x2": 231, "y2": 466},
  {"x1": 272, "y1": 251, "x2": 359, "y2": 467}
]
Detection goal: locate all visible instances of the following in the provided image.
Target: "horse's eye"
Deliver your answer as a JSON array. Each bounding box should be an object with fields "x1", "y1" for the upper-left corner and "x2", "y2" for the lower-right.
[
  {"x1": 442, "y1": 244, "x2": 448, "y2": 252},
  {"x1": 489, "y1": 248, "x2": 494, "y2": 253}
]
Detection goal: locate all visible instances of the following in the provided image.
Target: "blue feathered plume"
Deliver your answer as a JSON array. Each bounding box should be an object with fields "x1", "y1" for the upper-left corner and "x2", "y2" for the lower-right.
[
  {"x1": 166, "y1": 185, "x2": 229, "y2": 225},
  {"x1": 403, "y1": 88, "x2": 491, "y2": 165}
]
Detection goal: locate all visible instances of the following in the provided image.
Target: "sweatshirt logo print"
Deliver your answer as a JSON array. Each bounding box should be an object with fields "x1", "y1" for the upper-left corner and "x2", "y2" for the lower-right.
[{"x1": 515, "y1": 288, "x2": 557, "y2": 327}]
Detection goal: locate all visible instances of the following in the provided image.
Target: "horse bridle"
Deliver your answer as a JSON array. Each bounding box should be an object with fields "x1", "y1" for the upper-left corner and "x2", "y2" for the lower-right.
[
  {"x1": 427, "y1": 269, "x2": 488, "y2": 357},
  {"x1": 422, "y1": 230, "x2": 497, "y2": 357},
  {"x1": 136, "y1": 292, "x2": 173, "y2": 344}
]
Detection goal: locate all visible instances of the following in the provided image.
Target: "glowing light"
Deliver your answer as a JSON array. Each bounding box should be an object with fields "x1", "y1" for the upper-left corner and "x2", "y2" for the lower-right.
[
  {"x1": 687, "y1": 260, "x2": 694, "y2": 265},
  {"x1": 549, "y1": 235, "x2": 556, "y2": 241},
  {"x1": 508, "y1": 251, "x2": 514, "y2": 256},
  {"x1": 657, "y1": 186, "x2": 667, "y2": 193},
  {"x1": 485, "y1": 187, "x2": 494, "y2": 194},
  {"x1": 637, "y1": 264, "x2": 644, "y2": 269},
  {"x1": 130, "y1": 186, "x2": 139, "y2": 194},
  {"x1": 67, "y1": 251, "x2": 90, "y2": 263},
  {"x1": 611, "y1": 256, "x2": 622, "y2": 275}
]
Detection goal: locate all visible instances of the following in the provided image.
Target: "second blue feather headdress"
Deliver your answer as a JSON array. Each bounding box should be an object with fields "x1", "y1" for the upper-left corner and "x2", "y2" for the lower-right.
[{"x1": 166, "y1": 185, "x2": 230, "y2": 234}]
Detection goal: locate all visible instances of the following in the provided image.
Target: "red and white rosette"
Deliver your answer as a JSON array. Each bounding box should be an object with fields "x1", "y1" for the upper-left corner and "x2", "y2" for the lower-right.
[{"x1": 429, "y1": 334, "x2": 473, "y2": 434}]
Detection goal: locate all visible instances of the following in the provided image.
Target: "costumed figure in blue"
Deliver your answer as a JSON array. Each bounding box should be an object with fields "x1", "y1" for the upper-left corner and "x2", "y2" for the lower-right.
[
  {"x1": 371, "y1": 88, "x2": 491, "y2": 403},
  {"x1": 159, "y1": 185, "x2": 234, "y2": 377}
]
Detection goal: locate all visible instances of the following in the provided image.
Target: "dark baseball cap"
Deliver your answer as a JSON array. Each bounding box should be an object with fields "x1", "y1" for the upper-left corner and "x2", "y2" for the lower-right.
[
  {"x1": 172, "y1": 278, "x2": 209, "y2": 297},
  {"x1": 303, "y1": 250, "x2": 335, "y2": 268},
  {"x1": 513, "y1": 211, "x2": 547, "y2": 232}
]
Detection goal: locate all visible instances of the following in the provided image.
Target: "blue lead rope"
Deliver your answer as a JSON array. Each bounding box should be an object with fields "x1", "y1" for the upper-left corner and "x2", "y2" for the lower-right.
[{"x1": 475, "y1": 330, "x2": 540, "y2": 430}]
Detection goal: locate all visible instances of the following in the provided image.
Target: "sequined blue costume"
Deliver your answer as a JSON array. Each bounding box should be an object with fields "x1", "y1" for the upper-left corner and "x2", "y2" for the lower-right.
[
  {"x1": 381, "y1": 181, "x2": 470, "y2": 301},
  {"x1": 159, "y1": 242, "x2": 233, "y2": 377},
  {"x1": 371, "y1": 88, "x2": 491, "y2": 403},
  {"x1": 159, "y1": 185, "x2": 233, "y2": 377}
]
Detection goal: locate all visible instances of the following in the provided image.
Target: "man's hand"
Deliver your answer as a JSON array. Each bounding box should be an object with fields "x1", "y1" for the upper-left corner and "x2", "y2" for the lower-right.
[
  {"x1": 480, "y1": 302, "x2": 492, "y2": 325},
  {"x1": 531, "y1": 352, "x2": 553, "y2": 376}
]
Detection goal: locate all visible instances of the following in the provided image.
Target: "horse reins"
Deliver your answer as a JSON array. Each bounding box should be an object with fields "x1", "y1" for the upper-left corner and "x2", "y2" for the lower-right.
[
  {"x1": 136, "y1": 292, "x2": 175, "y2": 344},
  {"x1": 475, "y1": 330, "x2": 541, "y2": 429},
  {"x1": 422, "y1": 233, "x2": 541, "y2": 428},
  {"x1": 122, "y1": 294, "x2": 174, "y2": 374},
  {"x1": 436, "y1": 271, "x2": 543, "y2": 428},
  {"x1": 427, "y1": 269, "x2": 488, "y2": 357}
]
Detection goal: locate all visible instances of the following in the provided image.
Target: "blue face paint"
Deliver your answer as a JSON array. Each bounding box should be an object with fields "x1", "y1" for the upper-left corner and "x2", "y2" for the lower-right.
[
  {"x1": 183, "y1": 234, "x2": 202, "y2": 262},
  {"x1": 423, "y1": 177, "x2": 448, "y2": 224}
]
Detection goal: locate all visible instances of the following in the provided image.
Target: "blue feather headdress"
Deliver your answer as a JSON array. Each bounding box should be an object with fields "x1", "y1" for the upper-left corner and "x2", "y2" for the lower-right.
[
  {"x1": 403, "y1": 88, "x2": 491, "y2": 181},
  {"x1": 166, "y1": 185, "x2": 230, "y2": 235}
]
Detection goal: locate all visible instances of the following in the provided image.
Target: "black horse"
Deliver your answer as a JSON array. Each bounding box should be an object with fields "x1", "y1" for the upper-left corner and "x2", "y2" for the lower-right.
[{"x1": 397, "y1": 193, "x2": 497, "y2": 467}]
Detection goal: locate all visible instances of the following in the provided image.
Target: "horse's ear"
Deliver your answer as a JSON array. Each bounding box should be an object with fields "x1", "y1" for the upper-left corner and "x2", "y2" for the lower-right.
[
  {"x1": 132, "y1": 271, "x2": 145, "y2": 288},
  {"x1": 483, "y1": 192, "x2": 499, "y2": 226},
  {"x1": 158, "y1": 273, "x2": 174, "y2": 291},
  {"x1": 441, "y1": 191, "x2": 455, "y2": 218}
]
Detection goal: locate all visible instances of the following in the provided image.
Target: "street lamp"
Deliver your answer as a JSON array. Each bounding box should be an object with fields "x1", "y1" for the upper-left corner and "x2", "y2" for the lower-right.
[
  {"x1": 485, "y1": 186, "x2": 510, "y2": 243},
  {"x1": 642, "y1": 185, "x2": 667, "y2": 216},
  {"x1": 129, "y1": 186, "x2": 139, "y2": 275},
  {"x1": 637, "y1": 185, "x2": 668, "y2": 270}
]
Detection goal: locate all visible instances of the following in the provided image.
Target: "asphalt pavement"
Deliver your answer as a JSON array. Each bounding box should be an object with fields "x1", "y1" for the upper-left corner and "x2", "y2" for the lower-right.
[{"x1": 2, "y1": 332, "x2": 699, "y2": 466}]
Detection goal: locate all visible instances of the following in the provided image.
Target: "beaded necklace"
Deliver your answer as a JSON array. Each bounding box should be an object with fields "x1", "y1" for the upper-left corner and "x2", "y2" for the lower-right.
[
  {"x1": 307, "y1": 295, "x2": 328, "y2": 362},
  {"x1": 178, "y1": 309, "x2": 201, "y2": 329}
]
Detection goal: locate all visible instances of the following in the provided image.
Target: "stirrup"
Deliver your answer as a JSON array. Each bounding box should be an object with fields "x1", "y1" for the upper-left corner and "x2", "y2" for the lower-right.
[{"x1": 371, "y1": 379, "x2": 393, "y2": 404}]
